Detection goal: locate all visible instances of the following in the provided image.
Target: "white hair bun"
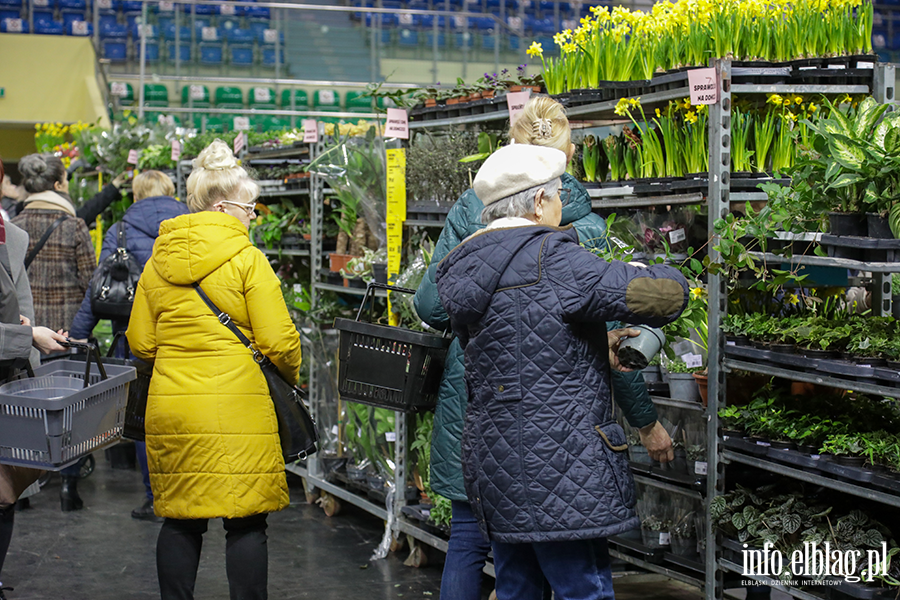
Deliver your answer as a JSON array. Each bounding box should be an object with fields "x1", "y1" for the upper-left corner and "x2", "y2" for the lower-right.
[{"x1": 193, "y1": 139, "x2": 238, "y2": 171}]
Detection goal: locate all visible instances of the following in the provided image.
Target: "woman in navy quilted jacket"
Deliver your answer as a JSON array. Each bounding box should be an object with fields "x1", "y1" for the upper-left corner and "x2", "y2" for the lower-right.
[
  {"x1": 70, "y1": 170, "x2": 189, "y2": 520},
  {"x1": 436, "y1": 144, "x2": 688, "y2": 600}
]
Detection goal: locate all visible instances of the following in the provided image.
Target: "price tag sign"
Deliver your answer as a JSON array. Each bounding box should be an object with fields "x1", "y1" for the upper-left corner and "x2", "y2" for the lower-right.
[
  {"x1": 507, "y1": 90, "x2": 532, "y2": 126},
  {"x1": 201, "y1": 26, "x2": 217, "y2": 41},
  {"x1": 399, "y1": 12, "x2": 413, "y2": 25},
  {"x1": 159, "y1": 1, "x2": 174, "y2": 11},
  {"x1": 97, "y1": 0, "x2": 112, "y2": 9},
  {"x1": 682, "y1": 353, "x2": 703, "y2": 369},
  {"x1": 828, "y1": 64, "x2": 846, "y2": 70},
  {"x1": 668, "y1": 228, "x2": 686, "y2": 244},
  {"x1": 454, "y1": 15, "x2": 466, "y2": 28},
  {"x1": 254, "y1": 87, "x2": 271, "y2": 103},
  {"x1": 5, "y1": 19, "x2": 22, "y2": 33},
  {"x1": 659, "y1": 533, "x2": 671, "y2": 546},
  {"x1": 318, "y1": 89, "x2": 335, "y2": 105},
  {"x1": 219, "y1": 3, "x2": 235, "y2": 15},
  {"x1": 72, "y1": 20, "x2": 89, "y2": 35},
  {"x1": 233, "y1": 117, "x2": 250, "y2": 132},
  {"x1": 385, "y1": 432, "x2": 397, "y2": 442},
  {"x1": 302, "y1": 119, "x2": 318, "y2": 143},
  {"x1": 263, "y1": 28, "x2": 278, "y2": 44},
  {"x1": 233, "y1": 131, "x2": 245, "y2": 154},
  {"x1": 694, "y1": 461, "x2": 708, "y2": 475},
  {"x1": 138, "y1": 24, "x2": 153, "y2": 37},
  {"x1": 385, "y1": 108, "x2": 409, "y2": 140},
  {"x1": 507, "y1": 16, "x2": 522, "y2": 31},
  {"x1": 189, "y1": 85, "x2": 205, "y2": 100},
  {"x1": 688, "y1": 67, "x2": 718, "y2": 105},
  {"x1": 127, "y1": 149, "x2": 140, "y2": 165},
  {"x1": 111, "y1": 82, "x2": 128, "y2": 97},
  {"x1": 171, "y1": 140, "x2": 181, "y2": 162},
  {"x1": 386, "y1": 148, "x2": 407, "y2": 325}
]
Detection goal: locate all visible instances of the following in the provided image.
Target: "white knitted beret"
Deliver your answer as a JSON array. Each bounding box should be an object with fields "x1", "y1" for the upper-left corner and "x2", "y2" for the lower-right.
[{"x1": 473, "y1": 144, "x2": 567, "y2": 206}]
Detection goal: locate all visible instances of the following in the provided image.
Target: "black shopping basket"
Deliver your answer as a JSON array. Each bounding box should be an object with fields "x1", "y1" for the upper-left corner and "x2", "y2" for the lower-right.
[
  {"x1": 334, "y1": 283, "x2": 452, "y2": 413},
  {"x1": 105, "y1": 333, "x2": 152, "y2": 442}
]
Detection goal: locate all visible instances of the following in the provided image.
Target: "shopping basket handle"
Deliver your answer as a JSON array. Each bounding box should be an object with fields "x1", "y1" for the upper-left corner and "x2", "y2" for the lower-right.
[
  {"x1": 107, "y1": 332, "x2": 131, "y2": 359},
  {"x1": 355, "y1": 282, "x2": 418, "y2": 322},
  {"x1": 60, "y1": 340, "x2": 108, "y2": 387}
]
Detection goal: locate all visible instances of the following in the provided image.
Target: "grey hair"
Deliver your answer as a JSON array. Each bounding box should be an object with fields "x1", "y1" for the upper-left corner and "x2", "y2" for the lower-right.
[
  {"x1": 480, "y1": 177, "x2": 561, "y2": 225},
  {"x1": 20, "y1": 154, "x2": 66, "y2": 194}
]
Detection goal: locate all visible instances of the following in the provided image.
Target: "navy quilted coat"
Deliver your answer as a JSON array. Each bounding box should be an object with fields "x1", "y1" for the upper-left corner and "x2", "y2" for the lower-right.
[
  {"x1": 436, "y1": 224, "x2": 687, "y2": 543},
  {"x1": 415, "y1": 174, "x2": 658, "y2": 502},
  {"x1": 70, "y1": 196, "x2": 189, "y2": 341}
]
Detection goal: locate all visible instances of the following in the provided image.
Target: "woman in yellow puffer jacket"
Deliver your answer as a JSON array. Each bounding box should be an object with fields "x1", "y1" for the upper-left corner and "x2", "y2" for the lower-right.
[{"x1": 127, "y1": 139, "x2": 302, "y2": 600}]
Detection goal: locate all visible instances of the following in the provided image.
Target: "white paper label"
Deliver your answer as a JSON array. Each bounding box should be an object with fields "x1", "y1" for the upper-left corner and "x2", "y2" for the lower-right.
[
  {"x1": 828, "y1": 64, "x2": 846, "y2": 70},
  {"x1": 858, "y1": 61, "x2": 875, "y2": 69},
  {"x1": 5, "y1": 19, "x2": 22, "y2": 33},
  {"x1": 254, "y1": 87, "x2": 271, "y2": 103},
  {"x1": 682, "y1": 353, "x2": 703, "y2": 369},
  {"x1": 659, "y1": 532, "x2": 671, "y2": 546},
  {"x1": 33, "y1": 0, "x2": 48, "y2": 7},
  {"x1": 755, "y1": 441, "x2": 772, "y2": 447},
  {"x1": 385, "y1": 432, "x2": 397, "y2": 442},
  {"x1": 726, "y1": 341, "x2": 736, "y2": 346},
  {"x1": 798, "y1": 66, "x2": 816, "y2": 71},
  {"x1": 97, "y1": 0, "x2": 112, "y2": 9},
  {"x1": 158, "y1": 114, "x2": 175, "y2": 126},
  {"x1": 233, "y1": 132, "x2": 245, "y2": 156},
  {"x1": 507, "y1": 16, "x2": 522, "y2": 31},
  {"x1": 688, "y1": 67, "x2": 718, "y2": 105},
  {"x1": 811, "y1": 454, "x2": 821, "y2": 460},
  {"x1": 454, "y1": 15, "x2": 466, "y2": 28},
  {"x1": 331, "y1": 425, "x2": 339, "y2": 435},
  {"x1": 318, "y1": 89, "x2": 335, "y2": 105},
  {"x1": 159, "y1": 1, "x2": 174, "y2": 11},
  {"x1": 233, "y1": 117, "x2": 250, "y2": 132},
  {"x1": 303, "y1": 119, "x2": 318, "y2": 143},
  {"x1": 507, "y1": 90, "x2": 532, "y2": 126},
  {"x1": 263, "y1": 28, "x2": 278, "y2": 44},
  {"x1": 171, "y1": 140, "x2": 181, "y2": 162},
  {"x1": 127, "y1": 149, "x2": 140, "y2": 165},
  {"x1": 139, "y1": 24, "x2": 154, "y2": 37},
  {"x1": 189, "y1": 84, "x2": 205, "y2": 100},
  {"x1": 219, "y1": 3, "x2": 235, "y2": 15},
  {"x1": 111, "y1": 82, "x2": 128, "y2": 97},
  {"x1": 668, "y1": 228, "x2": 686, "y2": 244},
  {"x1": 399, "y1": 12, "x2": 413, "y2": 25},
  {"x1": 385, "y1": 107, "x2": 409, "y2": 140},
  {"x1": 694, "y1": 461, "x2": 708, "y2": 475},
  {"x1": 610, "y1": 236, "x2": 629, "y2": 249},
  {"x1": 72, "y1": 20, "x2": 89, "y2": 35},
  {"x1": 201, "y1": 26, "x2": 217, "y2": 41}
]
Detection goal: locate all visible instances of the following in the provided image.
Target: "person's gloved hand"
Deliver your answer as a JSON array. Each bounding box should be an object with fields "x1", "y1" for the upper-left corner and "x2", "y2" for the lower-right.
[
  {"x1": 112, "y1": 172, "x2": 129, "y2": 188},
  {"x1": 607, "y1": 327, "x2": 640, "y2": 372},
  {"x1": 639, "y1": 421, "x2": 674, "y2": 463},
  {"x1": 32, "y1": 327, "x2": 68, "y2": 354}
]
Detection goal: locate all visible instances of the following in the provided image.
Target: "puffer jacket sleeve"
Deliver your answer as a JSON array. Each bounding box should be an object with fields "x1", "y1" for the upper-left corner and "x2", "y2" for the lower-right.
[
  {"x1": 73, "y1": 219, "x2": 97, "y2": 297},
  {"x1": 76, "y1": 184, "x2": 121, "y2": 225},
  {"x1": 572, "y1": 212, "x2": 609, "y2": 252},
  {"x1": 414, "y1": 190, "x2": 478, "y2": 329},
  {"x1": 611, "y1": 369, "x2": 657, "y2": 428},
  {"x1": 551, "y1": 242, "x2": 689, "y2": 328},
  {"x1": 70, "y1": 223, "x2": 120, "y2": 340},
  {"x1": 126, "y1": 270, "x2": 157, "y2": 362},
  {"x1": 243, "y1": 249, "x2": 303, "y2": 384}
]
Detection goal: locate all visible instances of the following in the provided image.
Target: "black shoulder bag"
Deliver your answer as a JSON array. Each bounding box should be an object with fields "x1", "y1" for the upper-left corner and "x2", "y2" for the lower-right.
[
  {"x1": 90, "y1": 224, "x2": 143, "y2": 319},
  {"x1": 192, "y1": 282, "x2": 318, "y2": 462},
  {"x1": 23, "y1": 214, "x2": 68, "y2": 269}
]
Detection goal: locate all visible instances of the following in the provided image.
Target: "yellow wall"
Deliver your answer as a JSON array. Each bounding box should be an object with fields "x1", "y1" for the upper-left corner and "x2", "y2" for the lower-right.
[
  {"x1": 0, "y1": 126, "x2": 36, "y2": 161},
  {"x1": 0, "y1": 34, "x2": 109, "y2": 128}
]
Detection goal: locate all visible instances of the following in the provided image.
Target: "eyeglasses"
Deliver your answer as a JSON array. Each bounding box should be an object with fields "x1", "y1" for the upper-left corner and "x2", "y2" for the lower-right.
[
  {"x1": 559, "y1": 187, "x2": 571, "y2": 207},
  {"x1": 219, "y1": 200, "x2": 257, "y2": 216}
]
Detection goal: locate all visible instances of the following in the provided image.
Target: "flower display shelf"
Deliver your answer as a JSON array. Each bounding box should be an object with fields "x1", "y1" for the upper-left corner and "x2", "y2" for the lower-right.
[
  {"x1": 405, "y1": 203, "x2": 451, "y2": 227},
  {"x1": 409, "y1": 93, "x2": 512, "y2": 123},
  {"x1": 819, "y1": 235, "x2": 900, "y2": 263},
  {"x1": 245, "y1": 142, "x2": 309, "y2": 160},
  {"x1": 399, "y1": 504, "x2": 451, "y2": 537}
]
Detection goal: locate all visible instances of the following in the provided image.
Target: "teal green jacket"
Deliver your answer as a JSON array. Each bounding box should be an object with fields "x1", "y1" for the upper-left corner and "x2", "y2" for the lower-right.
[{"x1": 414, "y1": 173, "x2": 659, "y2": 501}]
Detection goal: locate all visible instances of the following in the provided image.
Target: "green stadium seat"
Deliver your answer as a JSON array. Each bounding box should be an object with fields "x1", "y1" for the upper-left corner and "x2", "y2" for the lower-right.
[
  {"x1": 181, "y1": 84, "x2": 211, "y2": 107},
  {"x1": 143, "y1": 83, "x2": 169, "y2": 104},
  {"x1": 313, "y1": 89, "x2": 340, "y2": 110},
  {"x1": 281, "y1": 89, "x2": 309, "y2": 109},
  {"x1": 345, "y1": 91, "x2": 373, "y2": 113},
  {"x1": 249, "y1": 86, "x2": 275, "y2": 108},
  {"x1": 109, "y1": 82, "x2": 134, "y2": 105},
  {"x1": 215, "y1": 86, "x2": 243, "y2": 106}
]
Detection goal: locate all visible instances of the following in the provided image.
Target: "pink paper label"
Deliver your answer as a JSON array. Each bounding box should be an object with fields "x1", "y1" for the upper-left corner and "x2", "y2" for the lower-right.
[
  {"x1": 507, "y1": 90, "x2": 532, "y2": 126},
  {"x1": 233, "y1": 132, "x2": 244, "y2": 154},
  {"x1": 303, "y1": 120, "x2": 318, "y2": 143},
  {"x1": 171, "y1": 140, "x2": 181, "y2": 162},
  {"x1": 127, "y1": 149, "x2": 139, "y2": 165},
  {"x1": 385, "y1": 108, "x2": 409, "y2": 140},
  {"x1": 688, "y1": 68, "x2": 718, "y2": 105}
]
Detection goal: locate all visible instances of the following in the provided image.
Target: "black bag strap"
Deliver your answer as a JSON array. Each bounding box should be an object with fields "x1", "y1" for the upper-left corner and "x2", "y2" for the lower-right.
[
  {"x1": 24, "y1": 215, "x2": 68, "y2": 269},
  {"x1": 192, "y1": 282, "x2": 263, "y2": 364},
  {"x1": 116, "y1": 222, "x2": 127, "y2": 249}
]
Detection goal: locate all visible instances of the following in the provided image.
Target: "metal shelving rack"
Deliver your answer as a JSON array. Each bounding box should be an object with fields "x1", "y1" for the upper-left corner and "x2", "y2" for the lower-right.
[{"x1": 409, "y1": 59, "x2": 898, "y2": 598}]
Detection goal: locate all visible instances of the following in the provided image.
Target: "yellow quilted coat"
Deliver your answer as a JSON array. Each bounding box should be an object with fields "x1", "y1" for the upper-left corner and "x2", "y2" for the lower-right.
[{"x1": 126, "y1": 211, "x2": 303, "y2": 520}]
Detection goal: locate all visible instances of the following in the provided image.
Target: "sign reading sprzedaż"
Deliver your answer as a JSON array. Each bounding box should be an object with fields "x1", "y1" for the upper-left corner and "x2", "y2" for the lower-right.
[{"x1": 687, "y1": 67, "x2": 718, "y2": 105}]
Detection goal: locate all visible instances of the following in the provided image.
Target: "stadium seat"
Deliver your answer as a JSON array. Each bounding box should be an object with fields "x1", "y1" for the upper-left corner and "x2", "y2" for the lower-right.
[
  {"x1": 35, "y1": 19, "x2": 64, "y2": 34},
  {"x1": 261, "y1": 46, "x2": 285, "y2": 66},
  {"x1": 0, "y1": 17, "x2": 29, "y2": 32},
  {"x1": 249, "y1": 86, "x2": 276, "y2": 108},
  {"x1": 313, "y1": 89, "x2": 341, "y2": 110},
  {"x1": 144, "y1": 83, "x2": 169, "y2": 104},
  {"x1": 109, "y1": 81, "x2": 134, "y2": 104},
  {"x1": 281, "y1": 89, "x2": 309, "y2": 109},
  {"x1": 215, "y1": 86, "x2": 243, "y2": 106}
]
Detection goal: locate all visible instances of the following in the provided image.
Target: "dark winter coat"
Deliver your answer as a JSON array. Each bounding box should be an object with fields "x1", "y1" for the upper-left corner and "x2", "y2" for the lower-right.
[
  {"x1": 414, "y1": 173, "x2": 658, "y2": 502},
  {"x1": 435, "y1": 224, "x2": 687, "y2": 543},
  {"x1": 70, "y1": 196, "x2": 189, "y2": 341}
]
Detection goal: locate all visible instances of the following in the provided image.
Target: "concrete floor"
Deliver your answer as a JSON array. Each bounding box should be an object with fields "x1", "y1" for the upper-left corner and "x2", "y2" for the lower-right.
[{"x1": 0, "y1": 453, "x2": 752, "y2": 599}]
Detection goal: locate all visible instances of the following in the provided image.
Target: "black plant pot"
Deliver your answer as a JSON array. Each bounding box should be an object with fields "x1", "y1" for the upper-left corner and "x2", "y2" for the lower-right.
[
  {"x1": 768, "y1": 440, "x2": 795, "y2": 450},
  {"x1": 803, "y1": 348, "x2": 840, "y2": 360},
  {"x1": 866, "y1": 212, "x2": 893, "y2": 239},
  {"x1": 828, "y1": 212, "x2": 867, "y2": 237},
  {"x1": 797, "y1": 443, "x2": 819, "y2": 455},
  {"x1": 372, "y1": 263, "x2": 387, "y2": 285},
  {"x1": 854, "y1": 356, "x2": 887, "y2": 368},
  {"x1": 769, "y1": 343, "x2": 795, "y2": 354},
  {"x1": 726, "y1": 334, "x2": 751, "y2": 346},
  {"x1": 832, "y1": 455, "x2": 866, "y2": 467}
]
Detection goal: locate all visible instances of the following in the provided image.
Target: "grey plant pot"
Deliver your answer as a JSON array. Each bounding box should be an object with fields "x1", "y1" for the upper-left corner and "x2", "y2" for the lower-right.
[
  {"x1": 618, "y1": 325, "x2": 666, "y2": 370},
  {"x1": 642, "y1": 365, "x2": 662, "y2": 384},
  {"x1": 628, "y1": 445, "x2": 653, "y2": 465},
  {"x1": 667, "y1": 373, "x2": 701, "y2": 403}
]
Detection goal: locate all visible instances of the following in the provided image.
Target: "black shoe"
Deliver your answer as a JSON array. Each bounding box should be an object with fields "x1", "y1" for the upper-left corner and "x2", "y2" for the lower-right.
[
  {"x1": 60, "y1": 476, "x2": 83, "y2": 512},
  {"x1": 14, "y1": 497, "x2": 29, "y2": 510},
  {"x1": 131, "y1": 499, "x2": 162, "y2": 522},
  {"x1": 0, "y1": 585, "x2": 15, "y2": 599}
]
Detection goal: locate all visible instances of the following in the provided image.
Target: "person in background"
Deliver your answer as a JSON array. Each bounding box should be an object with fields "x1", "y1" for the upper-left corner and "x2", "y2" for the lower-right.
[
  {"x1": 69, "y1": 170, "x2": 189, "y2": 523},
  {"x1": 413, "y1": 96, "x2": 674, "y2": 600},
  {"x1": 10, "y1": 169, "x2": 127, "y2": 226},
  {"x1": 127, "y1": 140, "x2": 303, "y2": 600},
  {"x1": 435, "y1": 144, "x2": 688, "y2": 600},
  {"x1": 12, "y1": 154, "x2": 97, "y2": 512}
]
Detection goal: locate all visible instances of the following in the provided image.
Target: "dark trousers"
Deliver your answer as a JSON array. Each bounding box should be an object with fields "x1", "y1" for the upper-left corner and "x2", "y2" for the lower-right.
[
  {"x1": 441, "y1": 501, "x2": 493, "y2": 600},
  {"x1": 157, "y1": 513, "x2": 268, "y2": 600},
  {"x1": 0, "y1": 505, "x2": 13, "y2": 582},
  {"x1": 135, "y1": 442, "x2": 153, "y2": 501}
]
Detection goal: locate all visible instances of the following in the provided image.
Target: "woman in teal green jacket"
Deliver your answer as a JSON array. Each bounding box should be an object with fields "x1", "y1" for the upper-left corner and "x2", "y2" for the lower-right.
[{"x1": 414, "y1": 96, "x2": 674, "y2": 600}]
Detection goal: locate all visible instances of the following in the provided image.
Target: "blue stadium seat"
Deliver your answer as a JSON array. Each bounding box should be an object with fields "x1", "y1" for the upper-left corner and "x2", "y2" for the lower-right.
[
  {"x1": 261, "y1": 45, "x2": 284, "y2": 66},
  {"x1": 418, "y1": 14, "x2": 445, "y2": 29},
  {"x1": 0, "y1": 0, "x2": 22, "y2": 7},
  {"x1": 380, "y1": 28, "x2": 392, "y2": 44},
  {"x1": 474, "y1": 16, "x2": 495, "y2": 30},
  {"x1": 179, "y1": 1, "x2": 215, "y2": 14},
  {"x1": 365, "y1": 12, "x2": 397, "y2": 27},
  {"x1": 156, "y1": 15, "x2": 173, "y2": 30},
  {"x1": 136, "y1": 37, "x2": 160, "y2": 61},
  {"x1": 481, "y1": 33, "x2": 496, "y2": 50},
  {"x1": 35, "y1": 18, "x2": 64, "y2": 34},
  {"x1": 397, "y1": 13, "x2": 420, "y2": 28},
  {"x1": 97, "y1": 10, "x2": 117, "y2": 29},
  {"x1": 247, "y1": 19, "x2": 269, "y2": 37},
  {"x1": 425, "y1": 31, "x2": 445, "y2": 48},
  {"x1": 58, "y1": 0, "x2": 84, "y2": 8},
  {"x1": 507, "y1": 34, "x2": 519, "y2": 50},
  {"x1": 61, "y1": 9, "x2": 86, "y2": 28},
  {"x1": 191, "y1": 17, "x2": 212, "y2": 31},
  {"x1": 246, "y1": 5, "x2": 269, "y2": 18},
  {"x1": 166, "y1": 41, "x2": 191, "y2": 62},
  {"x1": 228, "y1": 33, "x2": 254, "y2": 66},
  {"x1": 381, "y1": 0, "x2": 402, "y2": 8},
  {"x1": 32, "y1": 9, "x2": 55, "y2": 22},
  {"x1": 225, "y1": 26, "x2": 253, "y2": 43},
  {"x1": 200, "y1": 41, "x2": 223, "y2": 65},
  {"x1": 398, "y1": 28, "x2": 418, "y2": 47},
  {"x1": 0, "y1": 16, "x2": 27, "y2": 31},
  {"x1": 0, "y1": 9, "x2": 20, "y2": 20},
  {"x1": 218, "y1": 16, "x2": 239, "y2": 31},
  {"x1": 455, "y1": 31, "x2": 474, "y2": 48},
  {"x1": 163, "y1": 23, "x2": 190, "y2": 41},
  {"x1": 120, "y1": 0, "x2": 140, "y2": 12},
  {"x1": 101, "y1": 25, "x2": 128, "y2": 61}
]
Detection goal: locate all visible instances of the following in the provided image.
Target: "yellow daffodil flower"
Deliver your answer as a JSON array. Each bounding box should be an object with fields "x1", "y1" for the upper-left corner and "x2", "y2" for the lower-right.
[{"x1": 526, "y1": 41, "x2": 543, "y2": 57}]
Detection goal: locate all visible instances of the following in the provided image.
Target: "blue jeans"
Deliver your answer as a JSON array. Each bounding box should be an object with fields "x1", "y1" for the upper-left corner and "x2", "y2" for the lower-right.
[
  {"x1": 492, "y1": 537, "x2": 614, "y2": 600},
  {"x1": 441, "y1": 501, "x2": 493, "y2": 600},
  {"x1": 136, "y1": 441, "x2": 153, "y2": 501}
]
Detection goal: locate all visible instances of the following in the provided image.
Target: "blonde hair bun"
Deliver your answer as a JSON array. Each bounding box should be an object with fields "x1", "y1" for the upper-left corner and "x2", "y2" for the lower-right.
[
  {"x1": 193, "y1": 139, "x2": 238, "y2": 171},
  {"x1": 508, "y1": 96, "x2": 571, "y2": 155}
]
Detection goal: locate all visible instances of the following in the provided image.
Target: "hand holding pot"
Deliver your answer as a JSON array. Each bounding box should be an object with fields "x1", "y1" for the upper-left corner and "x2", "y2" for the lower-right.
[
  {"x1": 639, "y1": 421, "x2": 674, "y2": 463},
  {"x1": 608, "y1": 328, "x2": 640, "y2": 372}
]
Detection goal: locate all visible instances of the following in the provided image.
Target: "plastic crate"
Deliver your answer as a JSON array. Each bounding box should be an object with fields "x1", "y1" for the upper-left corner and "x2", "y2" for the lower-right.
[
  {"x1": 334, "y1": 283, "x2": 451, "y2": 413},
  {"x1": 0, "y1": 353, "x2": 135, "y2": 470}
]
